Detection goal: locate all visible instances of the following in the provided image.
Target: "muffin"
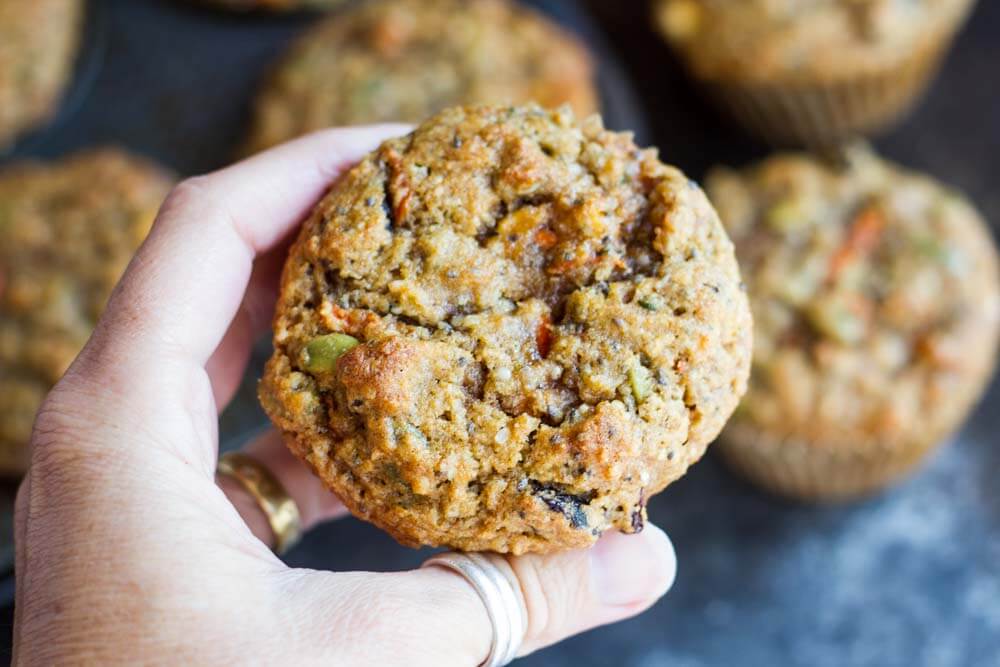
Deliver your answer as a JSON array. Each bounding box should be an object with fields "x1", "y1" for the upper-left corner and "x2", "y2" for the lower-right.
[
  {"x1": 259, "y1": 105, "x2": 752, "y2": 554},
  {"x1": 0, "y1": 0, "x2": 84, "y2": 150},
  {"x1": 0, "y1": 149, "x2": 174, "y2": 475},
  {"x1": 191, "y1": 0, "x2": 345, "y2": 11},
  {"x1": 655, "y1": 0, "x2": 976, "y2": 147},
  {"x1": 707, "y1": 145, "x2": 999, "y2": 500},
  {"x1": 245, "y1": 0, "x2": 598, "y2": 154}
]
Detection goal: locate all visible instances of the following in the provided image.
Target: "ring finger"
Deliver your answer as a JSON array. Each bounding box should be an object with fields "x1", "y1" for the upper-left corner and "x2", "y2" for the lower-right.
[{"x1": 217, "y1": 428, "x2": 350, "y2": 550}]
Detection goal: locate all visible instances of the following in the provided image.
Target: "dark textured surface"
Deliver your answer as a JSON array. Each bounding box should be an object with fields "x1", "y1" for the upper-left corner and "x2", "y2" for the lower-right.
[{"x1": 2, "y1": 0, "x2": 999, "y2": 665}]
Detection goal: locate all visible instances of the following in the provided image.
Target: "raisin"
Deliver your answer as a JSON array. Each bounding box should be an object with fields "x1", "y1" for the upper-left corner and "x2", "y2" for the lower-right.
[
  {"x1": 627, "y1": 489, "x2": 648, "y2": 534},
  {"x1": 530, "y1": 481, "x2": 594, "y2": 529}
]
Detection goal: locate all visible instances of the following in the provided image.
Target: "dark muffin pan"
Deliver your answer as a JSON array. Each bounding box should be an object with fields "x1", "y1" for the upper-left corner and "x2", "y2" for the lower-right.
[{"x1": 2, "y1": 1, "x2": 999, "y2": 665}]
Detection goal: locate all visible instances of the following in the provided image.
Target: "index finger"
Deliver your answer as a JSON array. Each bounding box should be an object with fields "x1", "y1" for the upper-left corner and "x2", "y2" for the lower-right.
[{"x1": 98, "y1": 124, "x2": 410, "y2": 368}]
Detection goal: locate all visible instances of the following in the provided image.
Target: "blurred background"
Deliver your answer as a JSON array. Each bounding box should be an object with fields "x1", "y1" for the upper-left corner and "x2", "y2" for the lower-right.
[{"x1": 0, "y1": 1, "x2": 998, "y2": 665}]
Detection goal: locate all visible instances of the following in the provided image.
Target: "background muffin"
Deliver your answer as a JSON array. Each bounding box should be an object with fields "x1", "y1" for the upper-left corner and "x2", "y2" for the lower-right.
[
  {"x1": 655, "y1": 0, "x2": 976, "y2": 146},
  {"x1": 707, "y1": 144, "x2": 1000, "y2": 500},
  {"x1": 191, "y1": 0, "x2": 345, "y2": 11},
  {"x1": 0, "y1": 149, "x2": 173, "y2": 475},
  {"x1": 0, "y1": 0, "x2": 83, "y2": 150},
  {"x1": 245, "y1": 0, "x2": 598, "y2": 153},
  {"x1": 260, "y1": 105, "x2": 752, "y2": 554}
]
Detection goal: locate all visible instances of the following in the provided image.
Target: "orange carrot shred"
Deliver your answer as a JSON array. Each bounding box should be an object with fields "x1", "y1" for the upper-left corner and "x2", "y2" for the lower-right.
[
  {"x1": 535, "y1": 228, "x2": 558, "y2": 249},
  {"x1": 828, "y1": 205, "x2": 886, "y2": 282},
  {"x1": 536, "y1": 316, "x2": 553, "y2": 358}
]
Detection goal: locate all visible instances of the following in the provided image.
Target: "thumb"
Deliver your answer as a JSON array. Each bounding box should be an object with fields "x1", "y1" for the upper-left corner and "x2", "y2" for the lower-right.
[{"x1": 281, "y1": 526, "x2": 676, "y2": 665}]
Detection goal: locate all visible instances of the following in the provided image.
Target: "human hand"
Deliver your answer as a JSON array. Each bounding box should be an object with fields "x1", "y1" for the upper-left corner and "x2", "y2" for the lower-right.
[{"x1": 14, "y1": 127, "x2": 677, "y2": 666}]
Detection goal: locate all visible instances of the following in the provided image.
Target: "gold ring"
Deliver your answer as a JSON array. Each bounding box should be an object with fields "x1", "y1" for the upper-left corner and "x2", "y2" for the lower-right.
[{"x1": 217, "y1": 451, "x2": 302, "y2": 554}]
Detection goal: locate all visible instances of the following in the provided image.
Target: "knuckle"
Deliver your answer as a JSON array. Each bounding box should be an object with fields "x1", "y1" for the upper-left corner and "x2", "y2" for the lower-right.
[
  {"x1": 160, "y1": 177, "x2": 211, "y2": 219},
  {"x1": 156, "y1": 177, "x2": 223, "y2": 235}
]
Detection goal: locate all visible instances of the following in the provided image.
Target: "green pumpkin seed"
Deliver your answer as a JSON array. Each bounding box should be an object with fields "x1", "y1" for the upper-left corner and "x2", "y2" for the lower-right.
[
  {"x1": 628, "y1": 361, "x2": 653, "y2": 402},
  {"x1": 302, "y1": 333, "x2": 359, "y2": 373}
]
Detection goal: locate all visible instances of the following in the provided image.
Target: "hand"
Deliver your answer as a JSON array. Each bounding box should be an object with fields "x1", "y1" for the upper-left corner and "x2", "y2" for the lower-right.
[{"x1": 14, "y1": 127, "x2": 677, "y2": 666}]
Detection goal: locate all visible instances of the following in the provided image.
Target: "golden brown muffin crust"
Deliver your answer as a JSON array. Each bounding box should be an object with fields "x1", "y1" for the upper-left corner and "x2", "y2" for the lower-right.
[
  {"x1": 245, "y1": 0, "x2": 597, "y2": 153},
  {"x1": 0, "y1": 149, "x2": 174, "y2": 474},
  {"x1": 0, "y1": 0, "x2": 83, "y2": 149},
  {"x1": 260, "y1": 105, "x2": 751, "y2": 553}
]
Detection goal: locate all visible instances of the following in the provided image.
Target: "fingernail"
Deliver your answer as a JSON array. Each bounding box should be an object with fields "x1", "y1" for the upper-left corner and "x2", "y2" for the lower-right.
[{"x1": 590, "y1": 524, "x2": 677, "y2": 606}]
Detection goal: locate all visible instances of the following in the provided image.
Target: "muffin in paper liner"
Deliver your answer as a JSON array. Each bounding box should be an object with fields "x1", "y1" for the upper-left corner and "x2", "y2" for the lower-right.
[
  {"x1": 655, "y1": 0, "x2": 976, "y2": 147},
  {"x1": 244, "y1": 0, "x2": 598, "y2": 154},
  {"x1": 0, "y1": 0, "x2": 84, "y2": 150},
  {"x1": 719, "y1": 421, "x2": 955, "y2": 502},
  {"x1": 701, "y1": 37, "x2": 950, "y2": 148},
  {"x1": 0, "y1": 149, "x2": 175, "y2": 475},
  {"x1": 189, "y1": 0, "x2": 346, "y2": 12},
  {"x1": 706, "y1": 144, "x2": 999, "y2": 501}
]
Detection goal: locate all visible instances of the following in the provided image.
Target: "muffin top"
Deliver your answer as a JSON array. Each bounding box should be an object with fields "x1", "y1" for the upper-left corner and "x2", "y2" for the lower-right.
[
  {"x1": 708, "y1": 145, "x2": 999, "y2": 452},
  {"x1": 246, "y1": 0, "x2": 597, "y2": 153},
  {"x1": 0, "y1": 0, "x2": 83, "y2": 149},
  {"x1": 260, "y1": 105, "x2": 751, "y2": 553},
  {"x1": 655, "y1": 0, "x2": 975, "y2": 81},
  {"x1": 0, "y1": 149, "x2": 174, "y2": 474},
  {"x1": 192, "y1": 0, "x2": 345, "y2": 11}
]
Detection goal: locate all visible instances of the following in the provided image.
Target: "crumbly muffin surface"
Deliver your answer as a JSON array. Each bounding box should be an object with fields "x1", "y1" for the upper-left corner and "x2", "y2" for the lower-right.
[
  {"x1": 655, "y1": 0, "x2": 974, "y2": 80},
  {"x1": 708, "y1": 145, "x2": 999, "y2": 454},
  {"x1": 260, "y1": 105, "x2": 751, "y2": 553},
  {"x1": 0, "y1": 149, "x2": 174, "y2": 474},
  {"x1": 246, "y1": 0, "x2": 597, "y2": 153},
  {"x1": 0, "y1": 0, "x2": 83, "y2": 148}
]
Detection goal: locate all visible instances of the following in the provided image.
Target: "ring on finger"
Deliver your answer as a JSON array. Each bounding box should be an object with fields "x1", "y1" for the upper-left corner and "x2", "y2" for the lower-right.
[
  {"x1": 422, "y1": 552, "x2": 527, "y2": 667},
  {"x1": 217, "y1": 451, "x2": 302, "y2": 554}
]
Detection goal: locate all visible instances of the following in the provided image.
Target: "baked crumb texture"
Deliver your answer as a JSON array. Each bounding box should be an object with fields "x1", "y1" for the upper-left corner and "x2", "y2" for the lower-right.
[{"x1": 261, "y1": 105, "x2": 751, "y2": 553}]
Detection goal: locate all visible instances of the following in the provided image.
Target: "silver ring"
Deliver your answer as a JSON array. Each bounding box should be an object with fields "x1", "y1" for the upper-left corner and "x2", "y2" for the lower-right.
[{"x1": 421, "y1": 552, "x2": 527, "y2": 667}]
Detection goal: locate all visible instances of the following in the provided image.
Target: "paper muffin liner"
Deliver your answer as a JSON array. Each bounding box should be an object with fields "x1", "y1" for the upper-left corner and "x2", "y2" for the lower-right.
[
  {"x1": 716, "y1": 421, "x2": 947, "y2": 502},
  {"x1": 700, "y1": 36, "x2": 953, "y2": 148}
]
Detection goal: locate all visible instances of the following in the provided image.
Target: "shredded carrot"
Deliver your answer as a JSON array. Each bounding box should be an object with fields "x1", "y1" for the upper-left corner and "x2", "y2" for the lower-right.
[
  {"x1": 547, "y1": 258, "x2": 576, "y2": 275},
  {"x1": 534, "y1": 228, "x2": 558, "y2": 249},
  {"x1": 547, "y1": 251, "x2": 602, "y2": 275},
  {"x1": 915, "y1": 333, "x2": 961, "y2": 369},
  {"x1": 828, "y1": 205, "x2": 886, "y2": 282},
  {"x1": 394, "y1": 187, "x2": 412, "y2": 222},
  {"x1": 327, "y1": 304, "x2": 376, "y2": 335},
  {"x1": 536, "y1": 316, "x2": 553, "y2": 358},
  {"x1": 330, "y1": 304, "x2": 352, "y2": 320}
]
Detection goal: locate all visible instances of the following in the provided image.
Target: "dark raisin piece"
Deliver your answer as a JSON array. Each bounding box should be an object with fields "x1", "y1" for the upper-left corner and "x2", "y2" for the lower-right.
[
  {"x1": 630, "y1": 508, "x2": 645, "y2": 533},
  {"x1": 529, "y1": 481, "x2": 595, "y2": 529},
  {"x1": 627, "y1": 489, "x2": 648, "y2": 534}
]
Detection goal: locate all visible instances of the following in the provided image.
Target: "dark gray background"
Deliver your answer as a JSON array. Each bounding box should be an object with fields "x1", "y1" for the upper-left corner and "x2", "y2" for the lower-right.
[{"x1": 2, "y1": 1, "x2": 999, "y2": 665}]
